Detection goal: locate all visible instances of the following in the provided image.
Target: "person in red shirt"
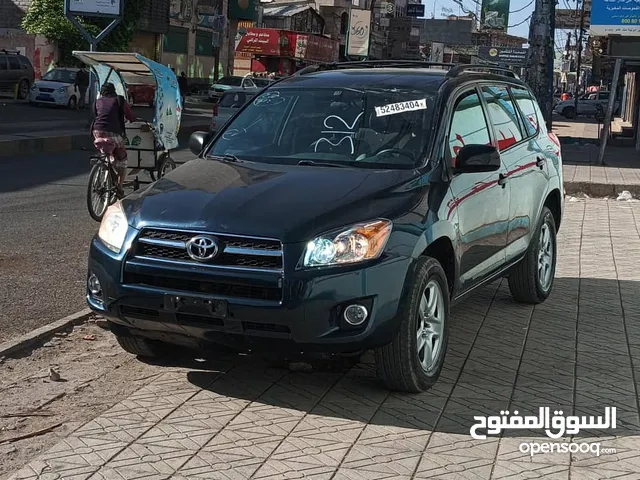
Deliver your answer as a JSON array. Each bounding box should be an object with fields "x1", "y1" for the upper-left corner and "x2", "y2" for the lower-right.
[{"x1": 91, "y1": 82, "x2": 136, "y2": 195}]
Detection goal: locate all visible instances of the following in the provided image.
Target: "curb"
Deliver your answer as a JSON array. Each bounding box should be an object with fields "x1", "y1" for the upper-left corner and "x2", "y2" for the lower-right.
[
  {"x1": 0, "y1": 124, "x2": 210, "y2": 159},
  {"x1": 0, "y1": 309, "x2": 93, "y2": 358},
  {"x1": 564, "y1": 181, "x2": 640, "y2": 198}
]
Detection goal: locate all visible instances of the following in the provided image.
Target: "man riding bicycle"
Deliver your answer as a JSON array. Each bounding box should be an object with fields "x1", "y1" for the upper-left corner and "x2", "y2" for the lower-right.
[{"x1": 92, "y1": 82, "x2": 136, "y2": 195}]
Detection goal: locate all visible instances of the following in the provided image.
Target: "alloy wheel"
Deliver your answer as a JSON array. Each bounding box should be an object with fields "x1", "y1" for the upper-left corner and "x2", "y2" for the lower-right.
[{"x1": 417, "y1": 279, "x2": 445, "y2": 374}]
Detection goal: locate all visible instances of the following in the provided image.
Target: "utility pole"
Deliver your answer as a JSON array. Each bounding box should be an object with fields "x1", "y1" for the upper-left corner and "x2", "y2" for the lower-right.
[
  {"x1": 367, "y1": 0, "x2": 377, "y2": 59},
  {"x1": 574, "y1": 0, "x2": 586, "y2": 114},
  {"x1": 525, "y1": 0, "x2": 556, "y2": 130}
]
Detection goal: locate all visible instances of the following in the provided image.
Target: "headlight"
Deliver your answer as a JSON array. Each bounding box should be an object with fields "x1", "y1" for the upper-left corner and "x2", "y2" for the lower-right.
[
  {"x1": 300, "y1": 219, "x2": 392, "y2": 268},
  {"x1": 98, "y1": 201, "x2": 128, "y2": 253},
  {"x1": 58, "y1": 87, "x2": 67, "y2": 93}
]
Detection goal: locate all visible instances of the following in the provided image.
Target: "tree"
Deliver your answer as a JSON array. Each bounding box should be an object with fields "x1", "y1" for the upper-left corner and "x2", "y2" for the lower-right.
[{"x1": 22, "y1": 0, "x2": 143, "y2": 66}]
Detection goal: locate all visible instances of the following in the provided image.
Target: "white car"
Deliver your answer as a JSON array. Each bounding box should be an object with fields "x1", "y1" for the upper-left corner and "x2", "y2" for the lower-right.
[{"x1": 29, "y1": 68, "x2": 89, "y2": 108}]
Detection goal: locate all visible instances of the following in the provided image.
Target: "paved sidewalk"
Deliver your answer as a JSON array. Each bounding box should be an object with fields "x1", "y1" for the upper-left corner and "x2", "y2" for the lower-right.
[{"x1": 7, "y1": 198, "x2": 640, "y2": 480}]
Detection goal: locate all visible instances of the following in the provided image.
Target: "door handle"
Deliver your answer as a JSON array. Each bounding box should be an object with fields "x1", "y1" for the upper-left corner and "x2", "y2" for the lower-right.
[
  {"x1": 536, "y1": 156, "x2": 546, "y2": 169},
  {"x1": 498, "y1": 173, "x2": 508, "y2": 188}
]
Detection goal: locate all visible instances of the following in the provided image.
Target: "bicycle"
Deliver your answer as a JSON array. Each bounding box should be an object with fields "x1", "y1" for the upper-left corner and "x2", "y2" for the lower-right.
[{"x1": 86, "y1": 118, "x2": 176, "y2": 222}]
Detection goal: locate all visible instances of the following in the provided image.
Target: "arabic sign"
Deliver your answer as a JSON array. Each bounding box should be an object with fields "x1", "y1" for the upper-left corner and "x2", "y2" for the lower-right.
[
  {"x1": 470, "y1": 407, "x2": 616, "y2": 440},
  {"x1": 590, "y1": 0, "x2": 640, "y2": 36},
  {"x1": 304, "y1": 34, "x2": 340, "y2": 63},
  {"x1": 66, "y1": 0, "x2": 122, "y2": 16},
  {"x1": 407, "y1": 3, "x2": 426, "y2": 17},
  {"x1": 235, "y1": 28, "x2": 280, "y2": 55},
  {"x1": 347, "y1": 9, "x2": 371, "y2": 57},
  {"x1": 481, "y1": 0, "x2": 510, "y2": 30},
  {"x1": 477, "y1": 46, "x2": 528, "y2": 66}
]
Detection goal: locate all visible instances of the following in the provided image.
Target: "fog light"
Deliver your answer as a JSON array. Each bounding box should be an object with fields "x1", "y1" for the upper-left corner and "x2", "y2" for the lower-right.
[
  {"x1": 88, "y1": 274, "x2": 102, "y2": 296},
  {"x1": 343, "y1": 304, "x2": 368, "y2": 326}
]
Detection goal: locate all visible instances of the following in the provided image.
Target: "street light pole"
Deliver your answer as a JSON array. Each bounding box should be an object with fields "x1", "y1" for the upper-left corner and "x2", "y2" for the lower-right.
[{"x1": 574, "y1": 0, "x2": 586, "y2": 115}]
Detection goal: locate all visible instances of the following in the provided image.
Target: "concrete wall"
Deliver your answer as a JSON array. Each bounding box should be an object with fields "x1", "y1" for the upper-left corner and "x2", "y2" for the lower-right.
[{"x1": 0, "y1": 0, "x2": 30, "y2": 30}]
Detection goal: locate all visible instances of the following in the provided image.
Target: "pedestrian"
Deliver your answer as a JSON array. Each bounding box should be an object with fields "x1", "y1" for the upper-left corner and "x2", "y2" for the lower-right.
[
  {"x1": 74, "y1": 66, "x2": 90, "y2": 110},
  {"x1": 178, "y1": 71, "x2": 188, "y2": 105}
]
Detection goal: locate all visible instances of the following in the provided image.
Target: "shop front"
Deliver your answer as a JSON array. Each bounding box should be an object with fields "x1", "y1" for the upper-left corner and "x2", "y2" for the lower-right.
[{"x1": 235, "y1": 27, "x2": 339, "y2": 76}]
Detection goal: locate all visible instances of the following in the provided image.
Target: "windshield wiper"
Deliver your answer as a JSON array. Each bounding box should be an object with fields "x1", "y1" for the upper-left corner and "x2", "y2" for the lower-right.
[
  {"x1": 297, "y1": 160, "x2": 349, "y2": 168},
  {"x1": 208, "y1": 154, "x2": 241, "y2": 163}
]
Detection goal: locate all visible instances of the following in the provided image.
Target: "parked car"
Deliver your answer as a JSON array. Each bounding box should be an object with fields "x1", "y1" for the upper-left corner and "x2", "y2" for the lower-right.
[
  {"x1": 0, "y1": 49, "x2": 35, "y2": 99},
  {"x1": 209, "y1": 89, "x2": 258, "y2": 135},
  {"x1": 554, "y1": 90, "x2": 619, "y2": 119},
  {"x1": 28, "y1": 67, "x2": 88, "y2": 108},
  {"x1": 87, "y1": 63, "x2": 564, "y2": 393},
  {"x1": 208, "y1": 75, "x2": 259, "y2": 102}
]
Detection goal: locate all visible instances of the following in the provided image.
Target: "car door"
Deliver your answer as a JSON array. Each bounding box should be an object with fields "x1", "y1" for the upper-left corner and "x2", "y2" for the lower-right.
[
  {"x1": 485, "y1": 85, "x2": 550, "y2": 262},
  {"x1": 446, "y1": 87, "x2": 510, "y2": 292},
  {"x1": 243, "y1": 78, "x2": 257, "y2": 91},
  {"x1": 6, "y1": 55, "x2": 21, "y2": 87}
]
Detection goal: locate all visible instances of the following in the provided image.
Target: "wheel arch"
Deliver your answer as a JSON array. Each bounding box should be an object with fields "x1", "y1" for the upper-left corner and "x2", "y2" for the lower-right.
[{"x1": 543, "y1": 188, "x2": 563, "y2": 232}]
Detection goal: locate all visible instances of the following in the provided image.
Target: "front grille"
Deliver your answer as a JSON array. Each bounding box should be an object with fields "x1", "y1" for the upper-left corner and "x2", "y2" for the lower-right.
[
  {"x1": 123, "y1": 272, "x2": 281, "y2": 302},
  {"x1": 134, "y1": 228, "x2": 283, "y2": 271},
  {"x1": 39, "y1": 88, "x2": 54, "y2": 93}
]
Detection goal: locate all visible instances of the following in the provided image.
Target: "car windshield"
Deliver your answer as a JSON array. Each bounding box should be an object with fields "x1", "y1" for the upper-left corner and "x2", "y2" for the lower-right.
[
  {"x1": 217, "y1": 76, "x2": 243, "y2": 86},
  {"x1": 207, "y1": 86, "x2": 436, "y2": 170},
  {"x1": 41, "y1": 69, "x2": 76, "y2": 83}
]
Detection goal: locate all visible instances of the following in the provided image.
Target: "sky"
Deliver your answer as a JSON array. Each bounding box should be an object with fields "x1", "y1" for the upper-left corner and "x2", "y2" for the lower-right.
[{"x1": 419, "y1": 0, "x2": 578, "y2": 55}]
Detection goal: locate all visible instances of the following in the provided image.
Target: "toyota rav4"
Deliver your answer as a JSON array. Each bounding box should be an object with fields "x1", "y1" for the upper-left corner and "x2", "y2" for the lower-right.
[{"x1": 87, "y1": 62, "x2": 564, "y2": 393}]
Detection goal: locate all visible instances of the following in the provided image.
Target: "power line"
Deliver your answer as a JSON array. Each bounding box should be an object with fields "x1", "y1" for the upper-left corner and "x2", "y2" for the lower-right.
[
  {"x1": 509, "y1": 14, "x2": 532, "y2": 28},
  {"x1": 510, "y1": 0, "x2": 534, "y2": 14}
]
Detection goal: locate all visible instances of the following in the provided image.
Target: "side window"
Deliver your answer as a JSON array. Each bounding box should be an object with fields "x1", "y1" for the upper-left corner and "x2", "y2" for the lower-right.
[
  {"x1": 244, "y1": 79, "x2": 255, "y2": 88},
  {"x1": 19, "y1": 56, "x2": 32, "y2": 68},
  {"x1": 0, "y1": 57, "x2": 7, "y2": 70},
  {"x1": 511, "y1": 87, "x2": 539, "y2": 137},
  {"x1": 599, "y1": 92, "x2": 610, "y2": 101},
  {"x1": 481, "y1": 85, "x2": 523, "y2": 151},
  {"x1": 448, "y1": 90, "x2": 492, "y2": 165},
  {"x1": 7, "y1": 56, "x2": 21, "y2": 70}
]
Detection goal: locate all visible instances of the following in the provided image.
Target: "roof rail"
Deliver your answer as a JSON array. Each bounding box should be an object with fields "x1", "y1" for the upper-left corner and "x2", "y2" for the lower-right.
[
  {"x1": 447, "y1": 65, "x2": 519, "y2": 79},
  {"x1": 1, "y1": 48, "x2": 20, "y2": 55},
  {"x1": 294, "y1": 60, "x2": 455, "y2": 75}
]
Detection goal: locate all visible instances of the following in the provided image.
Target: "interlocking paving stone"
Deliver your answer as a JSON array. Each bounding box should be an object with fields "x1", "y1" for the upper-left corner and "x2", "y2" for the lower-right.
[{"x1": 8, "y1": 199, "x2": 640, "y2": 479}]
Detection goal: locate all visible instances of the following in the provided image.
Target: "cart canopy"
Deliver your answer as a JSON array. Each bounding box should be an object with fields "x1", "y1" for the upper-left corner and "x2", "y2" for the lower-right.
[{"x1": 73, "y1": 51, "x2": 182, "y2": 150}]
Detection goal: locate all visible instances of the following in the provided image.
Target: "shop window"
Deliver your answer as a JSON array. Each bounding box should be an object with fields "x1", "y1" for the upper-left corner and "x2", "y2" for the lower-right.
[
  {"x1": 195, "y1": 31, "x2": 214, "y2": 57},
  {"x1": 163, "y1": 26, "x2": 188, "y2": 54}
]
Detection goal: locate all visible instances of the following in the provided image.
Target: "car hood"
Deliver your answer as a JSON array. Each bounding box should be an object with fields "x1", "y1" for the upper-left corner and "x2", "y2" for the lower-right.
[
  {"x1": 35, "y1": 81, "x2": 72, "y2": 89},
  {"x1": 123, "y1": 158, "x2": 425, "y2": 243},
  {"x1": 211, "y1": 84, "x2": 234, "y2": 90}
]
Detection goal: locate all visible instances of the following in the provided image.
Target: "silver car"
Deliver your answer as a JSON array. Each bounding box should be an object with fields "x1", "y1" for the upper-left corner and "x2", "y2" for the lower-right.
[{"x1": 210, "y1": 90, "x2": 257, "y2": 133}]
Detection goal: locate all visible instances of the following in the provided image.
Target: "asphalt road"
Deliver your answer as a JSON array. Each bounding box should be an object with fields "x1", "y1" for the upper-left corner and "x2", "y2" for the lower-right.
[
  {"x1": 0, "y1": 96, "x2": 212, "y2": 136},
  {"x1": 0, "y1": 146, "x2": 196, "y2": 344}
]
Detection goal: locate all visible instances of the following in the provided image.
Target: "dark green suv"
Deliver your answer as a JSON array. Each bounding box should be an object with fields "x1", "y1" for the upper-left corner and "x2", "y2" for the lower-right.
[{"x1": 0, "y1": 49, "x2": 35, "y2": 99}]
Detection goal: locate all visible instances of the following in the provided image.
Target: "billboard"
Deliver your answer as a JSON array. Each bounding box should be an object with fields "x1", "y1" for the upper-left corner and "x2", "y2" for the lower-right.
[
  {"x1": 407, "y1": 3, "x2": 426, "y2": 17},
  {"x1": 477, "y1": 46, "x2": 528, "y2": 66},
  {"x1": 430, "y1": 42, "x2": 444, "y2": 63},
  {"x1": 481, "y1": 0, "x2": 510, "y2": 30},
  {"x1": 347, "y1": 9, "x2": 371, "y2": 57},
  {"x1": 590, "y1": 0, "x2": 640, "y2": 36},
  {"x1": 66, "y1": 0, "x2": 122, "y2": 17}
]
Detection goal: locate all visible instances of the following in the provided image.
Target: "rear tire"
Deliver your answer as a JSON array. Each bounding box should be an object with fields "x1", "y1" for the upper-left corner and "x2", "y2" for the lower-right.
[
  {"x1": 116, "y1": 335, "x2": 165, "y2": 358},
  {"x1": 18, "y1": 79, "x2": 30, "y2": 100},
  {"x1": 375, "y1": 256, "x2": 450, "y2": 393},
  {"x1": 158, "y1": 154, "x2": 176, "y2": 178},
  {"x1": 508, "y1": 206, "x2": 557, "y2": 304},
  {"x1": 87, "y1": 162, "x2": 115, "y2": 222},
  {"x1": 563, "y1": 106, "x2": 576, "y2": 119}
]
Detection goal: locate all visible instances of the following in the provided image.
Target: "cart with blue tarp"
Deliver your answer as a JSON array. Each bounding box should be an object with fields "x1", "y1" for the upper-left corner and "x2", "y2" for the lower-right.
[{"x1": 73, "y1": 51, "x2": 183, "y2": 179}]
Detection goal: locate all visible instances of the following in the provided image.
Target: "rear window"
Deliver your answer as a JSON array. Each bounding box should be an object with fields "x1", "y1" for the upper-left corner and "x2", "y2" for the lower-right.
[
  {"x1": 219, "y1": 92, "x2": 250, "y2": 108},
  {"x1": 217, "y1": 76, "x2": 243, "y2": 87},
  {"x1": 208, "y1": 86, "x2": 436, "y2": 170}
]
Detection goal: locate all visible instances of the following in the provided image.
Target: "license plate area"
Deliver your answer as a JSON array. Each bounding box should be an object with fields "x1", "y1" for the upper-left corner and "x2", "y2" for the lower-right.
[{"x1": 164, "y1": 294, "x2": 228, "y2": 318}]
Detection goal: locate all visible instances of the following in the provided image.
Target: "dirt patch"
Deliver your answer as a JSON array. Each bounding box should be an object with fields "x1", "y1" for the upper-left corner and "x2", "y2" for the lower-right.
[{"x1": 0, "y1": 321, "x2": 163, "y2": 479}]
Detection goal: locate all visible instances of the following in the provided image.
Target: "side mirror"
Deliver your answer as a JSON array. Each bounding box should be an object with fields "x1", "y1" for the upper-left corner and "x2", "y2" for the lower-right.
[
  {"x1": 189, "y1": 131, "x2": 208, "y2": 156},
  {"x1": 454, "y1": 144, "x2": 501, "y2": 173}
]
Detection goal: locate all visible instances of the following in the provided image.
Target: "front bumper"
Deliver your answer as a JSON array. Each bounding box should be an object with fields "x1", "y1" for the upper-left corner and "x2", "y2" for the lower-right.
[
  {"x1": 87, "y1": 235, "x2": 413, "y2": 354},
  {"x1": 29, "y1": 92, "x2": 68, "y2": 106}
]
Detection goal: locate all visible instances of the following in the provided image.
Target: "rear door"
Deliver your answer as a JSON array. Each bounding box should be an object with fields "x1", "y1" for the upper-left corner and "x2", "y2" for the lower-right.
[{"x1": 489, "y1": 85, "x2": 550, "y2": 262}]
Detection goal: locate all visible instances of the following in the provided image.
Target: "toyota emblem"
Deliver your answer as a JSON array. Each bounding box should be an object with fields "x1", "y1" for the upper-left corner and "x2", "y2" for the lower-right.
[{"x1": 185, "y1": 235, "x2": 220, "y2": 262}]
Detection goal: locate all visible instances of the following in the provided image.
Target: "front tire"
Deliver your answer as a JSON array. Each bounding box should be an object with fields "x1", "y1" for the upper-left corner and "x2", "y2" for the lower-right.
[
  {"x1": 87, "y1": 163, "x2": 115, "y2": 222},
  {"x1": 562, "y1": 106, "x2": 576, "y2": 119},
  {"x1": 375, "y1": 256, "x2": 450, "y2": 393},
  {"x1": 116, "y1": 335, "x2": 165, "y2": 358},
  {"x1": 508, "y1": 206, "x2": 557, "y2": 304}
]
